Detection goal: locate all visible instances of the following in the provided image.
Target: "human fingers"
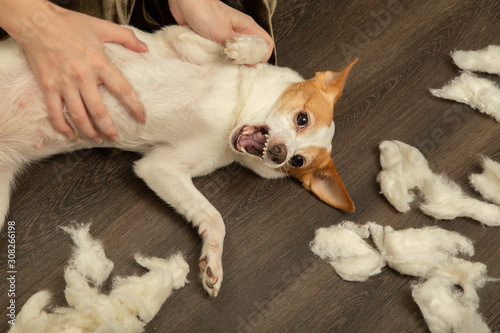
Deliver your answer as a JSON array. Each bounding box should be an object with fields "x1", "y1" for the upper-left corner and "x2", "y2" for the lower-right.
[
  {"x1": 44, "y1": 89, "x2": 74, "y2": 139},
  {"x1": 33, "y1": 56, "x2": 76, "y2": 139},
  {"x1": 36, "y1": 51, "x2": 114, "y2": 142},
  {"x1": 62, "y1": 86, "x2": 102, "y2": 143},
  {"x1": 97, "y1": 20, "x2": 149, "y2": 53},
  {"x1": 80, "y1": 82, "x2": 119, "y2": 142},
  {"x1": 98, "y1": 63, "x2": 146, "y2": 124},
  {"x1": 90, "y1": 20, "x2": 146, "y2": 124}
]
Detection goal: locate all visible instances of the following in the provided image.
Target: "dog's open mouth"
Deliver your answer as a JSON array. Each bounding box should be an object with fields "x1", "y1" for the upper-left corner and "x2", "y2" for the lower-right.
[{"x1": 232, "y1": 125, "x2": 270, "y2": 158}]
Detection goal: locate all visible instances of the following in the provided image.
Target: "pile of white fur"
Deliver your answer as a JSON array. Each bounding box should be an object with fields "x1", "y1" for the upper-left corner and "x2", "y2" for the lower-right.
[
  {"x1": 311, "y1": 141, "x2": 500, "y2": 333},
  {"x1": 311, "y1": 221, "x2": 497, "y2": 333},
  {"x1": 377, "y1": 140, "x2": 500, "y2": 226},
  {"x1": 431, "y1": 45, "x2": 500, "y2": 122},
  {"x1": 9, "y1": 224, "x2": 189, "y2": 333}
]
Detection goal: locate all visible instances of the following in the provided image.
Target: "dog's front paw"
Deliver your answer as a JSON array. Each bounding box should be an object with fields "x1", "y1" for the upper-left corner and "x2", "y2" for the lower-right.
[
  {"x1": 224, "y1": 35, "x2": 269, "y2": 65},
  {"x1": 199, "y1": 240, "x2": 223, "y2": 297}
]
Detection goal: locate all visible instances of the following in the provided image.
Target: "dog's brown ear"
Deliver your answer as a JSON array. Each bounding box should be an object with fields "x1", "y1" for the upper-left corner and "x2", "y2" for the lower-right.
[
  {"x1": 313, "y1": 58, "x2": 359, "y2": 105},
  {"x1": 298, "y1": 159, "x2": 355, "y2": 212}
]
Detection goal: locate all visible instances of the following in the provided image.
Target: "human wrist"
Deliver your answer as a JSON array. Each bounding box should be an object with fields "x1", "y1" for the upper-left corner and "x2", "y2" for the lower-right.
[{"x1": 0, "y1": 0, "x2": 59, "y2": 44}]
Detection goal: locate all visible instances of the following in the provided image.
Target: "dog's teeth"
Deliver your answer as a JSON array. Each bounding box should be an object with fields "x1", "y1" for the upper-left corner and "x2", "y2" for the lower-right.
[
  {"x1": 240, "y1": 146, "x2": 246, "y2": 152},
  {"x1": 242, "y1": 130, "x2": 250, "y2": 135},
  {"x1": 265, "y1": 134, "x2": 269, "y2": 138}
]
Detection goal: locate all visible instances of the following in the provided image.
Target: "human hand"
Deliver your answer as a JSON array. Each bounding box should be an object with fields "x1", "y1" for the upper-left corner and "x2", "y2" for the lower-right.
[
  {"x1": 168, "y1": 0, "x2": 274, "y2": 63},
  {"x1": 3, "y1": 1, "x2": 148, "y2": 142}
]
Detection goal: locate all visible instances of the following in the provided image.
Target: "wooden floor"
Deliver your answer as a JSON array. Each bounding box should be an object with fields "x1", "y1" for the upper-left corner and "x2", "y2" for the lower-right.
[{"x1": 2, "y1": 0, "x2": 500, "y2": 332}]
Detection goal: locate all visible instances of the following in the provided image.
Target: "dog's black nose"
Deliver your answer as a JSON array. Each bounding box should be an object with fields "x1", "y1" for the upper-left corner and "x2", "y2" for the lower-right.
[{"x1": 268, "y1": 143, "x2": 287, "y2": 164}]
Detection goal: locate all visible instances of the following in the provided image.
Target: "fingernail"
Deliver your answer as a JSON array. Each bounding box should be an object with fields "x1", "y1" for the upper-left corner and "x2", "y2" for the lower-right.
[
  {"x1": 92, "y1": 136, "x2": 103, "y2": 144},
  {"x1": 139, "y1": 40, "x2": 148, "y2": 52},
  {"x1": 139, "y1": 113, "x2": 146, "y2": 123},
  {"x1": 110, "y1": 135, "x2": 119, "y2": 142},
  {"x1": 64, "y1": 132, "x2": 74, "y2": 139}
]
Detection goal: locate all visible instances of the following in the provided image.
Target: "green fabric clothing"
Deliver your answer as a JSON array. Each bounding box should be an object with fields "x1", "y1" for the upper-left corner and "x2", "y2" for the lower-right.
[{"x1": 0, "y1": 0, "x2": 277, "y2": 63}]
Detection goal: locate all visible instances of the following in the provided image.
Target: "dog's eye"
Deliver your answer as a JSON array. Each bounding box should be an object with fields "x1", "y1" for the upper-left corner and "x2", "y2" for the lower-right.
[
  {"x1": 296, "y1": 112, "x2": 308, "y2": 128},
  {"x1": 290, "y1": 155, "x2": 304, "y2": 167}
]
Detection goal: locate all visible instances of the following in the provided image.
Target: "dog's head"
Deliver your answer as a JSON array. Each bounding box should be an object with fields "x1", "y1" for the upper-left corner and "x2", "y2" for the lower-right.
[{"x1": 231, "y1": 59, "x2": 358, "y2": 212}]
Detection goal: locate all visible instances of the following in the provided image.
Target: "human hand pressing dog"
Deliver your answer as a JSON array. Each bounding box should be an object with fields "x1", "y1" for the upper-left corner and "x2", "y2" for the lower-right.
[{"x1": 0, "y1": 0, "x2": 148, "y2": 142}]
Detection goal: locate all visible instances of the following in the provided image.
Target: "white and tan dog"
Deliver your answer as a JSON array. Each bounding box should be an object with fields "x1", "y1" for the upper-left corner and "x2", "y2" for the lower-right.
[{"x1": 0, "y1": 25, "x2": 356, "y2": 296}]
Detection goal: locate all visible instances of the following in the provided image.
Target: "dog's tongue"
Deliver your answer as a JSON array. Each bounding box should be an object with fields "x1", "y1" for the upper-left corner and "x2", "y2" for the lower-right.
[
  {"x1": 240, "y1": 131, "x2": 267, "y2": 152},
  {"x1": 252, "y1": 131, "x2": 267, "y2": 148}
]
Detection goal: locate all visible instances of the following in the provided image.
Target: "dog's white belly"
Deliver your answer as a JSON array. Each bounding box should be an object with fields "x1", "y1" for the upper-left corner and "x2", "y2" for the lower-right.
[
  {"x1": 118, "y1": 60, "x2": 239, "y2": 142},
  {"x1": 108, "y1": 56, "x2": 242, "y2": 176}
]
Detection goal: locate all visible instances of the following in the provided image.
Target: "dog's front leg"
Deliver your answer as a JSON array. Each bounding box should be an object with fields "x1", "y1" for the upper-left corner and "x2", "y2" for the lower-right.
[{"x1": 134, "y1": 148, "x2": 224, "y2": 297}]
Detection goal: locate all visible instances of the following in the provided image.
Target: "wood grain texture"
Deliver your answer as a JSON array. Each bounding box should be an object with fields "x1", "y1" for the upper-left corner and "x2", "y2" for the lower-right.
[{"x1": 1, "y1": 0, "x2": 499, "y2": 332}]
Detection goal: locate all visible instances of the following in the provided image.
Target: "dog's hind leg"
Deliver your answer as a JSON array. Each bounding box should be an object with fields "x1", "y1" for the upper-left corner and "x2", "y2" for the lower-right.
[
  {"x1": 0, "y1": 166, "x2": 16, "y2": 230},
  {"x1": 155, "y1": 25, "x2": 270, "y2": 66},
  {"x1": 134, "y1": 147, "x2": 225, "y2": 297},
  {"x1": 156, "y1": 26, "x2": 226, "y2": 65}
]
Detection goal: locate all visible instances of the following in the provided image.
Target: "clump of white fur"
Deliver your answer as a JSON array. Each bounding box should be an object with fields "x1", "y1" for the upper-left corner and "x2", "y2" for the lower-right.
[
  {"x1": 452, "y1": 45, "x2": 500, "y2": 75},
  {"x1": 431, "y1": 45, "x2": 500, "y2": 122},
  {"x1": 377, "y1": 140, "x2": 500, "y2": 226},
  {"x1": 367, "y1": 223, "x2": 474, "y2": 278},
  {"x1": 419, "y1": 173, "x2": 500, "y2": 226},
  {"x1": 9, "y1": 224, "x2": 189, "y2": 333},
  {"x1": 311, "y1": 221, "x2": 496, "y2": 333},
  {"x1": 430, "y1": 71, "x2": 500, "y2": 122},
  {"x1": 377, "y1": 140, "x2": 432, "y2": 212},
  {"x1": 412, "y1": 276, "x2": 490, "y2": 333},
  {"x1": 366, "y1": 224, "x2": 493, "y2": 304},
  {"x1": 60, "y1": 223, "x2": 114, "y2": 287},
  {"x1": 310, "y1": 221, "x2": 385, "y2": 281},
  {"x1": 470, "y1": 156, "x2": 500, "y2": 205}
]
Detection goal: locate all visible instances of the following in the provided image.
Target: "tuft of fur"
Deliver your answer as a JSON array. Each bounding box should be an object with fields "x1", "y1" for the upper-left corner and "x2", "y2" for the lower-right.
[
  {"x1": 9, "y1": 224, "x2": 189, "y2": 333},
  {"x1": 60, "y1": 223, "x2": 114, "y2": 287},
  {"x1": 452, "y1": 45, "x2": 500, "y2": 75},
  {"x1": 419, "y1": 173, "x2": 500, "y2": 226},
  {"x1": 377, "y1": 140, "x2": 433, "y2": 212},
  {"x1": 377, "y1": 140, "x2": 500, "y2": 226},
  {"x1": 8, "y1": 291, "x2": 52, "y2": 333},
  {"x1": 469, "y1": 156, "x2": 500, "y2": 205},
  {"x1": 310, "y1": 221, "x2": 385, "y2": 281},
  {"x1": 412, "y1": 277, "x2": 490, "y2": 333},
  {"x1": 367, "y1": 223, "x2": 475, "y2": 279},
  {"x1": 110, "y1": 254, "x2": 189, "y2": 323},
  {"x1": 430, "y1": 71, "x2": 500, "y2": 122}
]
